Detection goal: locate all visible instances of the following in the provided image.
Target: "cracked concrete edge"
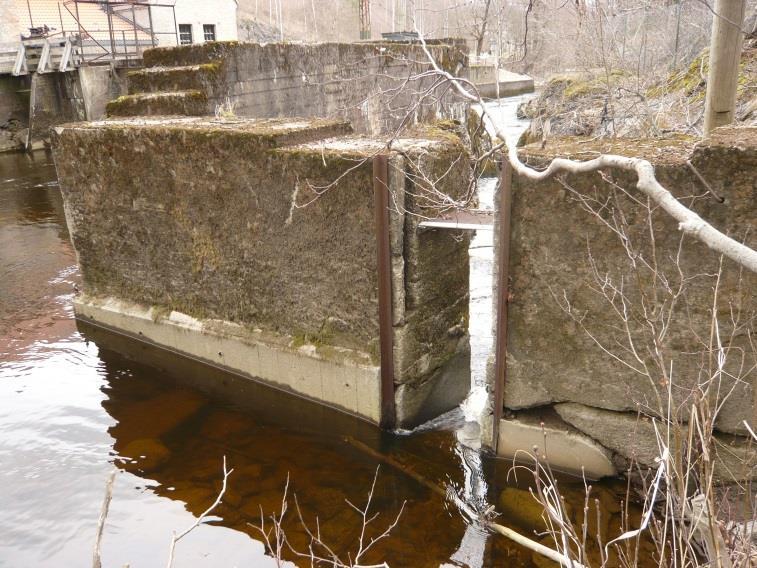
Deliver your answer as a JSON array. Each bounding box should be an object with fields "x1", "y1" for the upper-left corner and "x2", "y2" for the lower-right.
[{"x1": 497, "y1": 415, "x2": 618, "y2": 480}]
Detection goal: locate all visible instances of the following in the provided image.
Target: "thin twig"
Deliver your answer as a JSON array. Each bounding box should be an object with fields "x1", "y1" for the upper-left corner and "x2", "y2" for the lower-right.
[{"x1": 93, "y1": 470, "x2": 117, "y2": 568}]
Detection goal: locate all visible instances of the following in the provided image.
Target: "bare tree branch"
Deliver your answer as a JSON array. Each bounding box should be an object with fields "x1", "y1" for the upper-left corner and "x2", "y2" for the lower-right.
[
  {"x1": 166, "y1": 456, "x2": 233, "y2": 568},
  {"x1": 414, "y1": 31, "x2": 757, "y2": 273}
]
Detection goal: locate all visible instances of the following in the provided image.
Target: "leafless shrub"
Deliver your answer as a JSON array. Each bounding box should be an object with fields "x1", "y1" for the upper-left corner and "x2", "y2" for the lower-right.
[{"x1": 249, "y1": 466, "x2": 404, "y2": 568}]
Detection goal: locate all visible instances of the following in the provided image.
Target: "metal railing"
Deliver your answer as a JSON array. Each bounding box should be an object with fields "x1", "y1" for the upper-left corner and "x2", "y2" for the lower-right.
[{"x1": 3, "y1": 0, "x2": 179, "y2": 74}]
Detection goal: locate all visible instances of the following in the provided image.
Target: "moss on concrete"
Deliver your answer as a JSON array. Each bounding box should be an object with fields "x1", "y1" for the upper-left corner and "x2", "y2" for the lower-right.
[
  {"x1": 518, "y1": 132, "x2": 698, "y2": 166},
  {"x1": 53, "y1": 114, "x2": 473, "y2": 425},
  {"x1": 506, "y1": 127, "x2": 756, "y2": 439},
  {"x1": 106, "y1": 90, "x2": 209, "y2": 117},
  {"x1": 127, "y1": 61, "x2": 225, "y2": 96},
  {"x1": 143, "y1": 41, "x2": 242, "y2": 68}
]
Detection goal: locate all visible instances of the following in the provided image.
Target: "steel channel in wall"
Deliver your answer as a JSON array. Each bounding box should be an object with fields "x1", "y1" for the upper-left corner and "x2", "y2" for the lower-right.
[
  {"x1": 491, "y1": 161, "x2": 513, "y2": 452},
  {"x1": 373, "y1": 154, "x2": 396, "y2": 429}
]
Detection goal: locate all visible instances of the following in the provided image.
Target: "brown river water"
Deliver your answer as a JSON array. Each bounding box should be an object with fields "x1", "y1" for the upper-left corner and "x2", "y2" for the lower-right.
[{"x1": 0, "y1": 147, "x2": 649, "y2": 567}]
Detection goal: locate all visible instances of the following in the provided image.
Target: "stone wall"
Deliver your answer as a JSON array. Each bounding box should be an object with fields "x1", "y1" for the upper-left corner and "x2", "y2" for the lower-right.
[
  {"x1": 497, "y1": 126, "x2": 756, "y2": 478},
  {"x1": 111, "y1": 41, "x2": 469, "y2": 135},
  {"x1": 52, "y1": 116, "x2": 471, "y2": 427}
]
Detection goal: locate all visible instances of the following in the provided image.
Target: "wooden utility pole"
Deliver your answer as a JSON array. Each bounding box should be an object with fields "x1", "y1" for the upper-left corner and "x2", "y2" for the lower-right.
[
  {"x1": 703, "y1": 0, "x2": 747, "y2": 136},
  {"x1": 359, "y1": 0, "x2": 371, "y2": 39}
]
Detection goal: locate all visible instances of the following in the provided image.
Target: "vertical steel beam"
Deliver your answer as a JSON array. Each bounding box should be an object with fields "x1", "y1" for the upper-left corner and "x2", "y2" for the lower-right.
[
  {"x1": 132, "y1": 5, "x2": 139, "y2": 58},
  {"x1": 26, "y1": 72, "x2": 37, "y2": 152},
  {"x1": 106, "y1": 2, "x2": 116, "y2": 62},
  {"x1": 74, "y1": 1, "x2": 83, "y2": 44},
  {"x1": 148, "y1": 6, "x2": 156, "y2": 48},
  {"x1": 491, "y1": 161, "x2": 513, "y2": 452},
  {"x1": 172, "y1": 7, "x2": 179, "y2": 46},
  {"x1": 373, "y1": 155, "x2": 396, "y2": 429}
]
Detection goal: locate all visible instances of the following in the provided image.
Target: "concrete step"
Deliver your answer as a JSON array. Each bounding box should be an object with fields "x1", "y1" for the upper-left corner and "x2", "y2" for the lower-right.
[
  {"x1": 106, "y1": 90, "x2": 209, "y2": 117},
  {"x1": 127, "y1": 62, "x2": 224, "y2": 95},
  {"x1": 143, "y1": 42, "x2": 235, "y2": 68}
]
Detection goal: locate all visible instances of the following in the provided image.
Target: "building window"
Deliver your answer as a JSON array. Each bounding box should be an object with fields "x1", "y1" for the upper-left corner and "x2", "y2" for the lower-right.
[
  {"x1": 203, "y1": 24, "x2": 216, "y2": 42},
  {"x1": 179, "y1": 24, "x2": 193, "y2": 45}
]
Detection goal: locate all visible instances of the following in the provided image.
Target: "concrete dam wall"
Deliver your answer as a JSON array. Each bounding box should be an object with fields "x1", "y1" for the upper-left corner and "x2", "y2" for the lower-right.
[
  {"x1": 107, "y1": 40, "x2": 469, "y2": 135},
  {"x1": 52, "y1": 114, "x2": 472, "y2": 429},
  {"x1": 1, "y1": 66, "x2": 127, "y2": 152},
  {"x1": 52, "y1": 40, "x2": 753, "y2": 480},
  {"x1": 496, "y1": 127, "x2": 756, "y2": 480}
]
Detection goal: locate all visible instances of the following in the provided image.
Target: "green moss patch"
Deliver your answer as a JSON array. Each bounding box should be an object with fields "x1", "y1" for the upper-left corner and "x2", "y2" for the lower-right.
[
  {"x1": 127, "y1": 61, "x2": 225, "y2": 96},
  {"x1": 106, "y1": 91, "x2": 209, "y2": 117}
]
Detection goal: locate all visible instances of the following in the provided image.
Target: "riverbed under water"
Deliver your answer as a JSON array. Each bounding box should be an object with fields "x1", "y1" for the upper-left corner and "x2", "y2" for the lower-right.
[{"x1": 0, "y1": 98, "x2": 649, "y2": 568}]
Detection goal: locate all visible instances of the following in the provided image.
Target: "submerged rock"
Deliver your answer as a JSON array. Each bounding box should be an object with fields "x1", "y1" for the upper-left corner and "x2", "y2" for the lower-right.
[
  {"x1": 121, "y1": 437, "x2": 171, "y2": 473},
  {"x1": 108, "y1": 389, "x2": 206, "y2": 442},
  {"x1": 498, "y1": 486, "x2": 550, "y2": 530}
]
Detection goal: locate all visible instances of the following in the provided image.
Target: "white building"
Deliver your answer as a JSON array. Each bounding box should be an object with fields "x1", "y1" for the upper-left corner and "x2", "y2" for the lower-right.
[
  {"x1": 3, "y1": 0, "x2": 238, "y2": 50},
  {"x1": 150, "y1": 0, "x2": 239, "y2": 47}
]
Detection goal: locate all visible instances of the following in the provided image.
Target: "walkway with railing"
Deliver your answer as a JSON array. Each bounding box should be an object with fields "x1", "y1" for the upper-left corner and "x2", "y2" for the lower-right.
[{"x1": 2, "y1": 0, "x2": 178, "y2": 75}]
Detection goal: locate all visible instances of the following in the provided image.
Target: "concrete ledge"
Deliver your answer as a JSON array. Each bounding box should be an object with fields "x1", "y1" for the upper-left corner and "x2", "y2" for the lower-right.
[
  {"x1": 497, "y1": 414, "x2": 617, "y2": 479},
  {"x1": 74, "y1": 294, "x2": 381, "y2": 423},
  {"x1": 476, "y1": 79, "x2": 535, "y2": 99}
]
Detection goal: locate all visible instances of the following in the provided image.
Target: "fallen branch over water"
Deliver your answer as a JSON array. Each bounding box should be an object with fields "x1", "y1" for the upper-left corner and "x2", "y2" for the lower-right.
[
  {"x1": 486, "y1": 520, "x2": 588, "y2": 568},
  {"x1": 343, "y1": 436, "x2": 588, "y2": 568},
  {"x1": 343, "y1": 436, "x2": 446, "y2": 498}
]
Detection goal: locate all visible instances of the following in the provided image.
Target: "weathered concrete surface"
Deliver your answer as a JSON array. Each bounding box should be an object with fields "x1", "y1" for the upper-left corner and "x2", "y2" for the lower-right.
[
  {"x1": 78, "y1": 66, "x2": 129, "y2": 121},
  {"x1": 556, "y1": 403, "x2": 757, "y2": 482},
  {"x1": 107, "y1": 90, "x2": 208, "y2": 117},
  {"x1": 116, "y1": 41, "x2": 469, "y2": 134},
  {"x1": 468, "y1": 66, "x2": 534, "y2": 99},
  {"x1": 504, "y1": 127, "x2": 756, "y2": 438},
  {"x1": 1, "y1": 67, "x2": 127, "y2": 152},
  {"x1": 52, "y1": 116, "x2": 471, "y2": 427},
  {"x1": 497, "y1": 410, "x2": 617, "y2": 479},
  {"x1": 484, "y1": 126, "x2": 756, "y2": 476},
  {"x1": 75, "y1": 294, "x2": 382, "y2": 422}
]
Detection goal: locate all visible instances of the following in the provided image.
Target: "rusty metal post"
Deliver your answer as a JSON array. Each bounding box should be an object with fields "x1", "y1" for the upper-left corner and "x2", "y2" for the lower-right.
[
  {"x1": 373, "y1": 154, "x2": 396, "y2": 429},
  {"x1": 491, "y1": 160, "x2": 513, "y2": 452}
]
